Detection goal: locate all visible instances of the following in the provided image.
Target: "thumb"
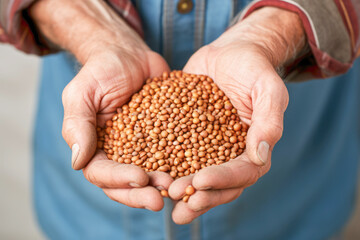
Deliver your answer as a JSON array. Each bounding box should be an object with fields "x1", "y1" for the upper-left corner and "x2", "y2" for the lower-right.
[
  {"x1": 246, "y1": 73, "x2": 289, "y2": 166},
  {"x1": 182, "y1": 47, "x2": 209, "y2": 75},
  {"x1": 145, "y1": 51, "x2": 171, "y2": 77},
  {"x1": 62, "y1": 69, "x2": 98, "y2": 170}
]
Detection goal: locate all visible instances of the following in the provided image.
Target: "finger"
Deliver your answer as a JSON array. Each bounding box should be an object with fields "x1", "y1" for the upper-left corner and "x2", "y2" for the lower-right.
[
  {"x1": 246, "y1": 70, "x2": 288, "y2": 166},
  {"x1": 168, "y1": 175, "x2": 194, "y2": 200},
  {"x1": 145, "y1": 51, "x2": 171, "y2": 77},
  {"x1": 192, "y1": 152, "x2": 270, "y2": 190},
  {"x1": 171, "y1": 200, "x2": 208, "y2": 225},
  {"x1": 171, "y1": 188, "x2": 243, "y2": 224},
  {"x1": 182, "y1": 46, "x2": 209, "y2": 75},
  {"x1": 83, "y1": 150, "x2": 149, "y2": 188},
  {"x1": 62, "y1": 67, "x2": 99, "y2": 170},
  {"x1": 103, "y1": 186, "x2": 164, "y2": 211},
  {"x1": 184, "y1": 49, "x2": 287, "y2": 167},
  {"x1": 187, "y1": 188, "x2": 243, "y2": 212},
  {"x1": 147, "y1": 171, "x2": 174, "y2": 190}
]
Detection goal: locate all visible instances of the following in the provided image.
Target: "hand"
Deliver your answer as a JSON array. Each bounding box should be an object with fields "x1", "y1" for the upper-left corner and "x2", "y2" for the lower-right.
[
  {"x1": 29, "y1": 0, "x2": 173, "y2": 211},
  {"x1": 63, "y1": 46, "x2": 173, "y2": 211},
  {"x1": 168, "y1": 7, "x2": 306, "y2": 224}
]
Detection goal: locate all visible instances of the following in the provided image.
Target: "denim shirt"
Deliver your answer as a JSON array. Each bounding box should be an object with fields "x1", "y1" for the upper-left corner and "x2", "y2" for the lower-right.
[{"x1": 34, "y1": 1, "x2": 360, "y2": 239}]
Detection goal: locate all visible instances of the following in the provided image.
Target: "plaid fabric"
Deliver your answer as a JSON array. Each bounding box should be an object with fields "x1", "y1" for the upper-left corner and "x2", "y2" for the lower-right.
[
  {"x1": 0, "y1": 0, "x2": 359, "y2": 79},
  {"x1": 240, "y1": 0, "x2": 360, "y2": 80},
  {"x1": 0, "y1": 0, "x2": 143, "y2": 55}
]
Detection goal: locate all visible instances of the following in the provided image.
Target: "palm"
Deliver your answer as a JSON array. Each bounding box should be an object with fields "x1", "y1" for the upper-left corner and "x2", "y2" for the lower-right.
[
  {"x1": 62, "y1": 47, "x2": 169, "y2": 166},
  {"x1": 62, "y1": 48, "x2": 173, "y2": 211},
  {"x1": 75, "y1": 49, "x2": 169, "y2": 126},
  {"x1": 168, "y1": 43, "x2": 289, "y2": 224},
  {"x1": 184, "y1": 45, "x2": 285, "y2": 125}
]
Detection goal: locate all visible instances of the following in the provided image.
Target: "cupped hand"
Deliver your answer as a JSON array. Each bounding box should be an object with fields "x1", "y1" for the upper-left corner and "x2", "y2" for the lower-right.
[
  {"x1": 168, "y1": 44, "x2": 284, "y2": 223},
  {"x1": 168, "y1": 7, "x2": 306, "y2": 224},
  {"x1": 29, "y1": 0, "x2": 175, "y2": 211},
  {"x1": 61, "y1": 41, "x2": 172, "y2": 211}
]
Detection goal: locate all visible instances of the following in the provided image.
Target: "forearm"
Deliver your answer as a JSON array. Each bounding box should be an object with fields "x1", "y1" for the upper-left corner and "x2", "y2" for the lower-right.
[
  {"x1": 212, "y1": 7, "x2": 307, "y2": 68},
  {"x1": 28, "y1": 0, "x2": 147, "y2": 64},
  {"x1": 234, "y1": 0, "x2": 360, "y2": 80}
]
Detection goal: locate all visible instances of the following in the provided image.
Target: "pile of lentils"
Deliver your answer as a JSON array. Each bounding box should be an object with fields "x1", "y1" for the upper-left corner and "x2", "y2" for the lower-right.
[{"x1": 97, "y1": 70, "x2": 248, "y2": 180}]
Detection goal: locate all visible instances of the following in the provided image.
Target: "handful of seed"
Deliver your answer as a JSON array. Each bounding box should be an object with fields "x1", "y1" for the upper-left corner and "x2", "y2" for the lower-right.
[{"x1": 97, "y1": 71, "x2": 248, "y2": 182}]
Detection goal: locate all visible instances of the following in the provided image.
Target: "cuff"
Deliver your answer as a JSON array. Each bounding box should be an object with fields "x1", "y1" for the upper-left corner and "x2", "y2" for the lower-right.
[
  {"x1": 238, "y1": 0, "x2": 355, "y2": 81},
  {"x1": 0, "y1": 0, "x2": 51, "y2": 55},
  {"x1": 0, "y1": 0, "x2": 144, "y2": 56}
]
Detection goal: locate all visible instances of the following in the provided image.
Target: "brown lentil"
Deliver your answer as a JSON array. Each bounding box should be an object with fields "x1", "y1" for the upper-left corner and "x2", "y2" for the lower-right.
[
  {"x1": 97, "y1": 70, "x2": 247, "y2": 181},
  {"x1": 182, "y1": 195, "x2": 190, "y2": 203},
  {"x1": 185, "y1": 185, "x2": 195, "y2": 195},
  {"x1": 160, "y1": 189, "x2": 169, "y2": 198}
]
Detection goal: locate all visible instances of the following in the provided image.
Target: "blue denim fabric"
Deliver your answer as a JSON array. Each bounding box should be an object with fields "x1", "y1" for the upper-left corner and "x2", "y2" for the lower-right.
[{"x1": 33, "y1": 1, "x2": 360, "y2": 239}]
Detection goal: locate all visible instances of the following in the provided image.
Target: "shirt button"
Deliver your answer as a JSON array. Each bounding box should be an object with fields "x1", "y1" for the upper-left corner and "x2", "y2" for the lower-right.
[{"x1": 177, "y1": 0, "x2": 193, "y2": 14}]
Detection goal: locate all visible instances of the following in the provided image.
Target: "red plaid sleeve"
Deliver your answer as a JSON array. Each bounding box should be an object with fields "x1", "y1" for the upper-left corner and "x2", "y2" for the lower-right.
[
  {"x1": 0, "y1": 0, "x2": 143, "y2": 55},
  {"x1": 240, "y1": 0, "x2": 360, "y2": 81}
]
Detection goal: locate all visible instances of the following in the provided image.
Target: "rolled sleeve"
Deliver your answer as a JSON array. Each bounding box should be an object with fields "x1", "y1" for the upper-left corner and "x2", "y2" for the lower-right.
[
  {"x1": 239, "y1": 0, "x2": 360, "y2": 81},
  {"x1": 0, "y1": 0, "x2": 143, "y2": 56},
  {"x1": 0, "y1": 0, "x2": 51, "y2": 55}
]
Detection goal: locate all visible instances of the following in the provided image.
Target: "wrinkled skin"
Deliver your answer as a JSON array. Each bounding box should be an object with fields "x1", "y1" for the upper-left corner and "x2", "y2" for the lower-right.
[
  {"x1": 61, "y1": 46, "x2": 174, "y2": 211},
  {"x1": 30, "y1": 0, "x2": 303, "y2": 222},
  {"x1": 169, "y1": 42, "x2": 288, "y2": 224}
]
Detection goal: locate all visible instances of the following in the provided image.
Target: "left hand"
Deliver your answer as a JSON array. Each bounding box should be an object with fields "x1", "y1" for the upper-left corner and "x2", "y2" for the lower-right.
[
  {"x1": 29, "y1": 0, "x2": 173, "y2": 211},
  {"x1": 168, "y1": 7, "x2": 306, "y2": 224}
]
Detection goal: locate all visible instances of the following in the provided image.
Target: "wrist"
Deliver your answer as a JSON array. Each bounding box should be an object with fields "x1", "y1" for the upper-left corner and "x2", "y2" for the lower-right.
[
  {"x1": 211, "y1": 7, "x2": 307, "y2": 68},
  {"x1": 28, "y1": 0, "x2": 148, "y2": 64}
]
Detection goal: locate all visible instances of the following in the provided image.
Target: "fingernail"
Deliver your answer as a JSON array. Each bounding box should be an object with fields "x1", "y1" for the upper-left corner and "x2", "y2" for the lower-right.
[
  {"x1": 199, "y1": 186, "x2": 212, "y2": 191},
  {"x1": 156, "y1": 186, "x2": 164, "y2": 191},
  {"x1": 257, "y1": 141, "x2": 269, "y2": 165},
  {"x1": 129, "y1": 182, "x2": 141, "y2": 188},
  {"x1": 71, "y1": 143, "x2": 80, "y2": 168}
]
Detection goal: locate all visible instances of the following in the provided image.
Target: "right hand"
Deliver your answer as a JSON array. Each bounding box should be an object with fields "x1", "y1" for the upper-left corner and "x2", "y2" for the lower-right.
[
  {"x1": 168, "y1": 6, "x2": 305, "y2": 223},
  {"x1": 62, "y1": 45, "x2": 173, "y2": 211},
  {"x1": 29, "y1": 0, "x2": 173, "y2": 211}
]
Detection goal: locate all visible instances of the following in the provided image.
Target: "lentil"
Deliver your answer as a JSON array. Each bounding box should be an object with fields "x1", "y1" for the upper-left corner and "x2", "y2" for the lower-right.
[
  {"x1": 185, "y1": 185, "x2": 195, "y2": 195},
  {"x1": 97, "y1": 70, "x2": 247, "y2": 182},
  {"x1": 160, "y1": 189, "x2": 169, "y2": 198},
  {"x1": 182, "y1": 195, "x2": 190, "y2": 203}
]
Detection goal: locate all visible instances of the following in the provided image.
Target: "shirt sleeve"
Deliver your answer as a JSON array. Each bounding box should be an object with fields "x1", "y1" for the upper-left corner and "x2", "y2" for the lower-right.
[
  {"x1": 238, "y1": 0, "x2": 360, "y2": 81},
  {"x1": 0, "y1": 0, "x2": 143, "y2": 56}
]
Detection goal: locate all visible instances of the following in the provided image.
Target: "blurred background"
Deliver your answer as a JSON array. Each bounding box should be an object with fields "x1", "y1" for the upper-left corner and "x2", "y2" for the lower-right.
[{"x1": 0, "y1": 44, "x2": 359, "y2": 239}]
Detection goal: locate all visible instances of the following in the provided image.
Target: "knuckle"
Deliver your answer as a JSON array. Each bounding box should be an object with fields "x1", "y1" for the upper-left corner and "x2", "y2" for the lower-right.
[
  {"x1": 83, "y1": 167, "x2": 100, "y2": 186},
  {"x1": 127, "y1": 188, "x2": 141, "y2": 207},
  {"x1": 191, "y1": 192, "x2": 210, "y2": 211},
  {"x1": 62, "y1": 80, "x2": 83, "y2": 106},
  {"x1": 61, "y1": 82, "x2": 73, "y2": 104},
  {"x1": 230, "y1": 189, "x2": 242, "y2": 202},
  {"x1": 103, "y1": 190, "x2": 118, "y2": 202},
  {"x1": 195, "y1": 167, "x2": 216, "y2": 186},
  {"x1": 224, "y1": 189, "x2": 243, "y2": 204},
  {"x1": 243, "y1": 169, "x2": 261, "y2": 187},
  {"x1": 61, "y1": 122, "x2": 70, "y2": 139},
  {"x1": 277, "y1": 82, "x2": 289, "y2": 110},
  {"x1": 269, "y1": 122, "x2": 284, "y2": 142},
  {"x1": 61, "y1": 121, "x2": 76, "y2": 144},
  {"x1": 122, "y1": 164, "x2": 142, "y2": 183},
  {"x1": 61, "y1": 125, "x2": 67, "y2": 141}
]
